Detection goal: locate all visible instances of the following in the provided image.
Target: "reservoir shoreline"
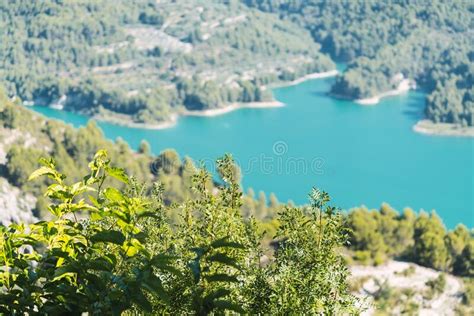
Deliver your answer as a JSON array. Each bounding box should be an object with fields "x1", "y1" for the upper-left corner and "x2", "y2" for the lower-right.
[
  {"x1": 181, "y1": 101, "x2": 284, "y2": 117},
  {"x1": 90, "y1": 100, "x2": 285, "y2": 130},
  {"x1": 53, "y1": 70, "x2": 338, "y2": 130},
  {"x1": 268, "y1": 69, "x2": 339, "y2": 88},
  {"x1": 29, "y1": 69, "x2": 473, "y2": 138}
]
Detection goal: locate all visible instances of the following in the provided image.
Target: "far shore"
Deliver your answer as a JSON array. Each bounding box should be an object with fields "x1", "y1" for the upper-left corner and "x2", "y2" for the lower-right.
[
  {"x1": 71, "y1": 69, "x2": 339, "y2": 130},
  {"x1": 89, "y1": 101, "x2": 284, "y2": 129},
  {"x1": 87, "y1": 101, "x2": 285, "y2": 130},
  {"x1": 181, "y1": 101, "x2": 284, "y2": 117},
  {"x1": 355, "y1": 79, "x2": 413, "y2": 105},
  {"x1": 91, "y1": 113, "x2": 179, "y2": 130},
  {"x1": 269, "y1": 69, "x2": 339, "y2": 89},
  {"x1": 413, "y1": 119, "x2": 474, "y2": 137}
]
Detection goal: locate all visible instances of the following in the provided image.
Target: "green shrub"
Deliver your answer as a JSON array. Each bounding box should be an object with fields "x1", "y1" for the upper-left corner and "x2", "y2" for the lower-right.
[
  {"x1": 354, "y1": 250, "x2": 372, "y2": 265},
  {"x1": 0, "y1": 150, "x2": 359, "y2": 314},
  {"x1": 373, "y1": 251, "x2": 386, "y2": 266}
]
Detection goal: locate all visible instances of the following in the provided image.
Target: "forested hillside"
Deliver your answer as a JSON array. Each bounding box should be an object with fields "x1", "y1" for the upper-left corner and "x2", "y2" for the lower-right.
[
  {"x1": 243, "y1": 0, "x2": 474, "y2": 127},
  {"x1": 2, "y1": 0, "x2": 471, "y2": 128},
  {"x1": 0, "y1": 0, "x2": 333, "y2": 126}
]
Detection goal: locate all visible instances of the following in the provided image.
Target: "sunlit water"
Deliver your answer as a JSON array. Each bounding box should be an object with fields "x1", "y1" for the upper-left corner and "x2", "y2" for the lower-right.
[{"x1": 31, "y1": 77, "x2": 474, "y2": 228}]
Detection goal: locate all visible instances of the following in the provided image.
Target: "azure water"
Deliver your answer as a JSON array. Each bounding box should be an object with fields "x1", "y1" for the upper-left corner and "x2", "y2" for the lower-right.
[{"x1": 31, "y1": 77, "x2": 474, "y2": 228}]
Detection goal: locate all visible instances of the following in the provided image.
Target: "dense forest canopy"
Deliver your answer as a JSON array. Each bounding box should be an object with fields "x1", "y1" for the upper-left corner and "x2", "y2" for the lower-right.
[
  {"x1": 243, "y1": 0, "x2": 474, "y2": 126},
  {"x1": 1, "y1": 0, "x2": 472, "y2": 126},
  {"x1": 0, "y1": 0, "x2": 333, "y2": 124}
]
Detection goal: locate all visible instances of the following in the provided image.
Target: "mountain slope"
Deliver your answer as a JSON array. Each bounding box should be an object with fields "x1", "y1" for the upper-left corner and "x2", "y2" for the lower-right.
[
  {"x1": 0, "y1": 0, "x2": 334, "y2": 126},
  {"x1": 243, "y1": 0, "x2": 474, "y2": 129}
]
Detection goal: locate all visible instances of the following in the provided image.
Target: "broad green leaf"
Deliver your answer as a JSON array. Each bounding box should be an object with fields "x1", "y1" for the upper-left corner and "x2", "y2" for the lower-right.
[
  {"x1": 133, "y1": 231, "x2": 147, "y2": 242},
  {"x1": 141, "y1": 274, "x2": 170, "y2": 303},
  {"x1": 88, "y1": 195, "x2": 100, "y2": 207},
  {"x1": 56, "y1": 257, "x2": 65, "y2": 267},
  {"x1": 53, "y1": 264, "x2": 79, "y2": 280},
  {"x1": 213, "y1": 300, "x2": 245, "y2": 313},
  {"x1": 103, "y1": 188, "x2": 125, "y2": 203},
  {"x1": 211, "y1": 237, "x2": 245, "y2": 249},
  {"x1": 151, "y1": 254, "x2": 182, "y2": 276},
  {"x1": 204, "y1": 274, "x2": 238, "y2": 283},
  {"x1": 90, "y1": 212, "x2": 103, "y2": 221},
  {"x1": 50, "y1": 249, "x2": 71, "y2": 260},
  {"x1": 131, "y1": 289, "x2": 153, "y2": 313},
  {"x1": 207, "y1": 253, "x2": 240, "y2": 270},
  {"x1": 44, "y1": 184, "x2": 69, "y2": 199},
  {"x1": 203, "y1": 289, "x2": 231, "y2": 305},
  {"x1": 103, "y1": 253, "x2": 117, "y2": 266},
  {"x1": 151, "y1": 254, "x2": 175, "y2": 264},
  {"x1": 125, "y1": 245, "x2": 139, "y2": 257},
  {"x1": 87, "y1": 258, "x2": 113, "y2": 272},
  {"x1": 106, "y1": 166, "x2": 129, "y2": 184},
  {"x1": 157, "y1": 264, "x2": 182, "y2": 277},
  {"x1": 91, "y1": 230, "x2": 125, "y2": 245},
  {"x1": 28, "y1": 166, "x2": 55, "y2": 181},
  {"x1": 82, "y1": 272, "x2": 107, "y2": 290},
  {"x1": 70, "y1": 182, "x2": 93, "y2": 196}
]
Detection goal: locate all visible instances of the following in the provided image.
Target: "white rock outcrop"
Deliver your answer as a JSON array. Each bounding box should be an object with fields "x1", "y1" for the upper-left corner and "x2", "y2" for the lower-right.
[{"x1": 0, "y1": 178, "x2": 37, "y2": 225}]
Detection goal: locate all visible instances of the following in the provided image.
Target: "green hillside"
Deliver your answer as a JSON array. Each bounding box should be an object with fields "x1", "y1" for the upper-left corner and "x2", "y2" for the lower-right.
[
  {"x1": 0, "y1": 0, "x2": 333, "y2": 125},
  {"x1": 244, "y1": 0, "x2": 474, "y2": 127},
  {"x1": 2, "y1": 0, "x2": 471, "y2": 127}
]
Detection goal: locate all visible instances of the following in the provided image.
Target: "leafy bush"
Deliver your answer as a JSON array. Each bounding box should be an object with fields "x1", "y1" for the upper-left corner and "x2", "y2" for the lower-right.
[{"x1": 0, "y1": 150, "x2": 358, "y2": 314}]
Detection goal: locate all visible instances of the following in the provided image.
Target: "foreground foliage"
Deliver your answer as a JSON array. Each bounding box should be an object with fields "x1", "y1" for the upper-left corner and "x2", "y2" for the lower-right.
[{"x1": 0, "y1": 150, "x2": 358, "y2": 314}]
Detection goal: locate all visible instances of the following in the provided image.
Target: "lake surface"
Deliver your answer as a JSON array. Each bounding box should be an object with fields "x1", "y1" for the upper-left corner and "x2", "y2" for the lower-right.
[{"x1": 31, "y1": 77, "x2": 474, "y2": 228}]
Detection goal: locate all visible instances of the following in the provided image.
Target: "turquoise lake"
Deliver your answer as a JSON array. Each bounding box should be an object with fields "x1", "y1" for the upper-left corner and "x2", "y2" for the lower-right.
[{"x1": 31, "y1": 77, "x2": 474, "y2": 228}]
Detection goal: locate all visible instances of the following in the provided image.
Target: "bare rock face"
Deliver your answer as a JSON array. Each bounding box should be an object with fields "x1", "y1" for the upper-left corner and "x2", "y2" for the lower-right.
[
  {"x1": 0, "y1": 178, "x2": 37, "y2": 225},
  {"x1": 351, "y1": 260, "x2": 463, "y2": 316}
]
